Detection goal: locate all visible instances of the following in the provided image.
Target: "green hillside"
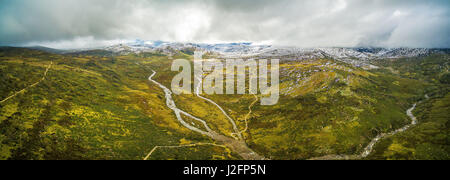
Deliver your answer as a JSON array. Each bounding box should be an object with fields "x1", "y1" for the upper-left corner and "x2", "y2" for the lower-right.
[{"x1": 0, "y1": 47, "x2": 448, "y2": 160}]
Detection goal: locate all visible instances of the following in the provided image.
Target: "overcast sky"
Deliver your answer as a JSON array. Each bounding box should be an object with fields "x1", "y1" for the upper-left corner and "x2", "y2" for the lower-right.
[{"x1": 0, "y1": 0, "x2": 449, "y2": 49}]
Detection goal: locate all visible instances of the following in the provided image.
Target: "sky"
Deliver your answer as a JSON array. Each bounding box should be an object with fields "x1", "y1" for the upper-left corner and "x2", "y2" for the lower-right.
[{"x1": 0, "y1": 0, "x2": 449, "y2": 49}]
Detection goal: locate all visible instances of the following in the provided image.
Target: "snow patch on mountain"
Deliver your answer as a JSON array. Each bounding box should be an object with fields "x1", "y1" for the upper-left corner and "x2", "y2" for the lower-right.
[{"x1": 100, "y1": 40, "x2": 442, "y2": 69}]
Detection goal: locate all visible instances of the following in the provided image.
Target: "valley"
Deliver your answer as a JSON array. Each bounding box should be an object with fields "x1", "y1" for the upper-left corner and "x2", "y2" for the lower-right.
[{"x1": 0, "y1": 45, "x2": 448, "y2": 160}]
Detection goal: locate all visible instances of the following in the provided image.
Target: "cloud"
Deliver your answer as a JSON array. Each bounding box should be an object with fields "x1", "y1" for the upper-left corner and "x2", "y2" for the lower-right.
[{"x1": 0, "y1": 0, "x2": 449, "y2": 49}]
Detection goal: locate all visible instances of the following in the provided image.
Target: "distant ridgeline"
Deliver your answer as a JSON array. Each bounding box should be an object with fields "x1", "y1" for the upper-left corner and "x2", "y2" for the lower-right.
[{"x1": 0, "y1": 46, "x2": 448, "y2": 160}]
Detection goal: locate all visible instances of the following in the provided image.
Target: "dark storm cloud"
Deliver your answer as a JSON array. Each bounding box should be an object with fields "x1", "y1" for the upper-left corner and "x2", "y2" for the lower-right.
[{"x1": 0, "y1": 0, "x2": 449, "y2": 49}]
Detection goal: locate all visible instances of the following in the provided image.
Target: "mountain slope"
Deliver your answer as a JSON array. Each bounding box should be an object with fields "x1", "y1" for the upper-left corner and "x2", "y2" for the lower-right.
[{"x1": 0, "y1": 46, "x2": 448, "y2": 160}]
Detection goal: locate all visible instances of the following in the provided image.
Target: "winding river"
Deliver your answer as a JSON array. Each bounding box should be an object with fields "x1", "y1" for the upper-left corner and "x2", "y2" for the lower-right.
[
  {"x1": 148, "y1": 69, "x2": 264, "y2": 160},
  {"x1": 146, "y1": 62, "x2": 423, "y2": 160},
  {"x1": 311, "y1": 99, "x2": 422, "y2": 160}
]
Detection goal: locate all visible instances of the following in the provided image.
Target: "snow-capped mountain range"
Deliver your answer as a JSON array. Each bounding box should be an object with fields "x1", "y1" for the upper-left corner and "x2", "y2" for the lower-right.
[
  {"x1": 103, "y1": 40, "x2": 273, "y2": 57},
  {"x1": 102, "y1": 40, "x2": 440, "y2": 62}
]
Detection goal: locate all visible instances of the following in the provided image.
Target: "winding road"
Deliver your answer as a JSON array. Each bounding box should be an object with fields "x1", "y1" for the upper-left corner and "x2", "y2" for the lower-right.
[
  {"x1": 145, "y1": 69, "x2": 264, "y2": 160},
  {"x1": 234, "y1": 94, "x2": 259, "y2": 136},
  {"x1": 144, "y1": 142, "x2": 228, "y2": 160},
  {"x1": 144, "y1": 64, "x2": 422, "y2": 160},
  {"x1": 194, "y1": 75, "x2": 243, "y2": 140},
  {"x1": 0, "y1": 61, "x2": 53, "y2": 104}
]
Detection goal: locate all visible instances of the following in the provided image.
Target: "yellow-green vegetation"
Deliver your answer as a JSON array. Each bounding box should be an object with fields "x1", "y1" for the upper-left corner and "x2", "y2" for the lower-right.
[
  {"x1": 0, "y1": 47, "x2": 448, "y2": 160},
  {"x1": 0, "y1": 47, "x2": 236, "y2": 160},
  {"x1": 202, "y1": 57, "x2": 433, "y2": 159},
  {"x1": 368, "y1": 55, "x2": 450, "y2": 160}
]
